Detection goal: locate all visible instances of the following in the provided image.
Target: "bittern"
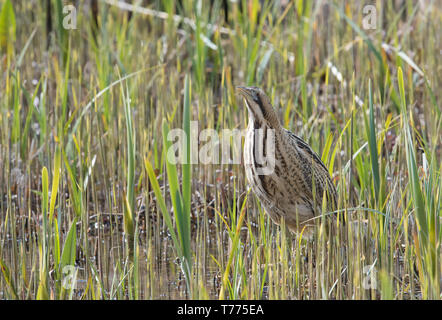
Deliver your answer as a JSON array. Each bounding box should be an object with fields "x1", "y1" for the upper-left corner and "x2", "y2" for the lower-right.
[{"x1": 237, "y1": 86, "x2": 338, "y2": 235}]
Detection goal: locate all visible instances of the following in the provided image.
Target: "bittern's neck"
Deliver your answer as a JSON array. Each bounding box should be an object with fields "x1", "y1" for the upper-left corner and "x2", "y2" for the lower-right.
[{"x1": 248, "y1": 107, "x2": 281, "y2": 131}]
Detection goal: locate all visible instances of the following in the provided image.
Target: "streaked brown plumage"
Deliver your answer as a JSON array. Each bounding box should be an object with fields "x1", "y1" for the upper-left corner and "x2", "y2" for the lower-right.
[{"x1": 237, "y1": 86, "x2": 338, "y2": 235}]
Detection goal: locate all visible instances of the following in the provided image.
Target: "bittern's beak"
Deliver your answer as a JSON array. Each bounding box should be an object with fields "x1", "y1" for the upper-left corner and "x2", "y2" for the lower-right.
[{"x1": 236, "y1": 86, "x2": 252, "y2": 99}]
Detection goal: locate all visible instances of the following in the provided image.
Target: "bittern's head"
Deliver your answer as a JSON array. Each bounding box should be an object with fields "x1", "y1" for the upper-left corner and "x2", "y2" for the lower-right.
[{"x1": 236, "y1": 86, "x2": 280, "y2": 128}]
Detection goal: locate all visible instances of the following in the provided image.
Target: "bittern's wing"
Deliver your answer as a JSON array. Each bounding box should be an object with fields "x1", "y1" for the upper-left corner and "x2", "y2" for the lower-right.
[{"x1": 284, "y1": 129, "x2": 338, "y2": 211}]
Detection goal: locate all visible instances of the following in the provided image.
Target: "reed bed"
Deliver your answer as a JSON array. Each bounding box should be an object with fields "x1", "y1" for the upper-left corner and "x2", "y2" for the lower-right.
[{"x1": 0, "y1": 0, "x2": 440, "y2": 299}]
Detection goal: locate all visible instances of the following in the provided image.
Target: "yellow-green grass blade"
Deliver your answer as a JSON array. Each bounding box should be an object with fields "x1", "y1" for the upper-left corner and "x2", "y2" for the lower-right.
[
  {"x1": 49, "y1": 147, "x2": 61, "y2": 223},
  {"x1": 0, "y1": 0, "x2": 16, "y2": 57},
  {"x1": 144, "y1": 157, "x2": 181, "y2": 258}
]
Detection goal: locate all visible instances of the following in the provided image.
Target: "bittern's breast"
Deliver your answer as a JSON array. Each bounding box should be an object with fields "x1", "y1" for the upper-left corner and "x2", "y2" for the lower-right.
[{"x1": 244, "y1": 124, "x2": 317, "y2": 231}]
